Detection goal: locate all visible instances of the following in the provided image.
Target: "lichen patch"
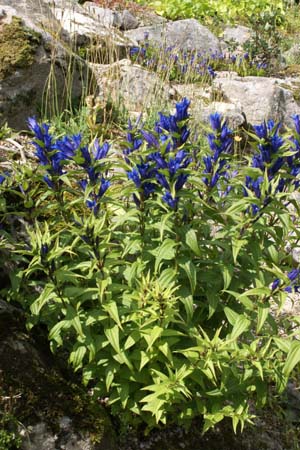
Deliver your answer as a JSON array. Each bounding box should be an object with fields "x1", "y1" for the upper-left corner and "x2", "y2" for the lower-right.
[{"x1": 0, "y1": 17, "x2": 41, "y2": 81}]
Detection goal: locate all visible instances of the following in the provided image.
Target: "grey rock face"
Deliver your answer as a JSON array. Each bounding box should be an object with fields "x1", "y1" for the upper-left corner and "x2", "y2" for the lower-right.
[
  {"x1": 83, "y1": 2, "x2": 122, "y2": 28},
  {"x1": 90, "y1": 59, "x2": 172, "y2": 113},
  {"x1": 212, "y1": 73, "x2": 300, "y2": 126},
  {"x1": 119, "y1": 9, "x2": 139, "y2": 31},
  {"x1": 222, "y1": 25, "x2": 252, "y2": 47},
  {"x1": 125, "y1": 19, "x2": 221, "y2": 54},
  {"x1": 0, "y1": 0, "x2": 138, "y2": 129},
  {"x1": 83, "y1": 3, "x2": 139, "y2": 30}
]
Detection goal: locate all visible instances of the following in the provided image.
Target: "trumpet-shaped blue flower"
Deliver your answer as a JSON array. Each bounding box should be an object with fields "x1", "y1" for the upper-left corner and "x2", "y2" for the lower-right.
[
  {"x1": 162, "y1": 191, "x2": 178, "y2": 209},
  {"x1": 174, "y1": 97, "x2": 190, "y2": 122},
  {"x1": 82, "y1": 177, "x2": 110, "y2": 215},
  {"x1": 93, "y1": 140, "x2": 110, "y2": 160}
]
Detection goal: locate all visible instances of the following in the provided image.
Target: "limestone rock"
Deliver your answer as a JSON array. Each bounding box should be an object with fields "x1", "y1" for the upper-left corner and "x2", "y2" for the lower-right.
[
  {"x1": 212, "y1": 72, "x2": 300, "y2": 126},
  {"x1": 90, "y1": 59, "x2": 173, "y2": 113},
  {"x1": 83, "y1": 3, "x2": 139, "y2": 31},
  {"x1": 173, "y1": 82, "x2": 244, "y2": 129},
  {"x1": 221, "y1": 25, "x2": 252, "y2": 48},
  {"x1": 119, "y1": 9, "x2": 139, "y2": 31},
  {"x1": 0, "y1": 0, "x2": 137, "y2": 130},
  {"x1": 125, "y1": 19, "x2": 221, "y2": 54},
  {"x1": 0, "y1": 1, "x2": 84, "y2": 129},
  {"x1": 83, "y1": 2, "x2": 122, "y2": 28}
]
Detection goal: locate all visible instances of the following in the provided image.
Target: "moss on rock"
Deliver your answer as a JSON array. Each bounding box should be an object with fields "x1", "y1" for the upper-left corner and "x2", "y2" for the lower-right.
[{"x1": 0, "y1": 17, "x2": 41, "y2": 80}]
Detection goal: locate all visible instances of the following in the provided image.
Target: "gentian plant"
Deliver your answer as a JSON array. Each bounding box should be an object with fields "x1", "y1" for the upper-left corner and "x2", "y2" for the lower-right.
[{"x1": 1, "y1": 99, "x2": 300, "y2": 435}]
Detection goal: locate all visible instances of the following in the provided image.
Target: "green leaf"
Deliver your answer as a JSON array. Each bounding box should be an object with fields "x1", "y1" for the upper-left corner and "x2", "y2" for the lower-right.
[
  {"x1": 179, "y1": 292, "x2": 194, "y2": 323},
  {"x1": 232, "y1": 237, "x2": 248, "y2": 263},
  {"x1": 69, "y1": 345, "x2": 86, "y2": 370},
  {"x1": 142, "y1": 326, "x2": 163, "y2": 351},
  {"x1": 230, "y1": 315, "x2": 250, "y2": 340},
  {"x1": 30, "y1": 284, "x2": 57, "y2": 315},
  {"x1": 153, "y1": 239, "x2": 177, "y2": 273},
  {"x1": 49, "y1": 320, "x2": 71, "y2": 345},
  {"x1": 186, "y1": 229, "x2": 201, "y2": 256},
  {"x1": 283, "y1": 341, "x2": 300, "y2": 377},
  {"x1": 224, "y1": 307, "x2": 239, "y2": 326},
  {"x1": 158, "y1": 268, "x2": 176, "y2": 289},
  {"x1": 140, "y1": 351, "x2": 151, "y2": 370},
  {"x1": 103, "y1": 301, "x2": 123, "y2": 329},
  {"x1": 256, "y1": 304, "x2": 269, "y2": 333},
  {"x1": 180, "y1": 260, "x2": 197, "y2": 294},
  {"x1": 106, "y1": 369, "x2": 114, "y2": 391},
  {"x1": 239, "y1": 287, "x2": 270, "y2": 298},
  {"x1": 158, "y1": 342, "x2": 173, "y2": 363},
  {"x1": 273, "y1": 337, "x2": 291, "y2": 354},
  {"x1": 105, "y1": 325, "x2": 120, "y2": 354},
  {"x1": 222, "y1": 264, "x2": 233, "y2": 290},
  {"x1": 207, "y1": 292, "x2": 219, "y2": 319},
  {"x1": 124, "y1": 330, "x2": 141, "y2": 350}
]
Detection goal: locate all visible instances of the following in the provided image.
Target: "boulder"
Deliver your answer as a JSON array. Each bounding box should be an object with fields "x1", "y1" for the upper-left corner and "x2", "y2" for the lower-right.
[
  {"x1": 125, "y1": 19, "x2": 221, "y2": 55},
  {"x1": 90, "y1": 59, "x2": 173, "y2": 114},
  {"x1": 0, "y1": 0, "x2": 136, "y2": 130},
  {"x1": 221, "y1": 25, "x2": 252, "y2": 49},
  {"x1": 212, "y1": 72, "x2": 300, "y2": 126},
  {"x1": 82, "y1": 3, "x2": 139, "y2": 30},
  {"x1": 48, "y1": 0, "x2": 132, "y2": 48},
  {"x1": 0, "y1": 299, "x2": 116, "y2": 450},
  {"x1": 82, "y1": 3, "x2": 122, "y2": 28},
  {"x1": 173, "y1": 81, "x2": 244, "y2": 129}
]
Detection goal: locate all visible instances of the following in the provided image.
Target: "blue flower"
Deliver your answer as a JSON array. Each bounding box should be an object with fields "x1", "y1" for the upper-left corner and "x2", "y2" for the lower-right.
[
  {"x1": 175, "y1": 173, "x2": 188, "y2": 191},
  {"x1": 93, "y1": 140, "x2": 109, "y2": 160},
  {"x1": 127, "y1": 168, "x2": 141, "y2": 188},
  {"x1": 288, "y1": 268, "x2": 300, "y2": 282},
  {"x1": 0, "y1": 173, "x2": 9, "y2": 184},
  {"x1": 162, "y1": 191, "x2": 178, "y2": 209},
  {"x1": 272, "y1": 268, "x2": 300, "y2": 293},
  {"x1": 207, "y1": 66, "x2": 216, "y2": 78},
  {"x1": 174, "y1": 98, "x2": 190, "y2": 122},
  {"x1": 98, "y1": 178, "x2": 110, "y2": 197},
  {"x1": 140, "y1": 130, "x2": 160, "y2": 148},
  {"x1": 43, "y1": 175, "x2": 55, "y2": 189},
  {"x1": 292, "y1": 114, "x2": 300, "y2": 135},
  {"x1": 272, "y1": 278, "x2": 280, "y2": 290},
  {"x1": 55, "y1": 134, "x2": 82, "y2": 159},
  {"x1": 85, "y1": 177, "x2": 110, "y2": 215},
  {"x1": 148, "y1": 152, "x2": 167, "y2": 169},
  {"x1": 156, "y1": 172, "x2": 170, "y2": 190},
  {"x1": 209, "y1": 112, "x2": 222, "y2": 131}
]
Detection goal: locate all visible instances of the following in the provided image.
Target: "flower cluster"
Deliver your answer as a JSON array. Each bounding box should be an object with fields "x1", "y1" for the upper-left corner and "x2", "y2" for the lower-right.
[
  {"x1": 28, "y1": 117, "x2": 69, "y2": 188},
  {"x1": 244, "y1": 119, "x2": 285, "y2": 214},
  {"x1": 125, "y1": 98, "x2": 192, "y2": 209},
  {"x1": 202, "y1": 112, "x2": 233, "y2": 191},
  {"x1": 78, "y1": 140, "x2": 110, "y2": 214},
  {"x1": 129, "y1": 38, "x2": 267, "y2": 83},
  {"x1": 287, "y1": 114, "x2": 300, "y2": 188},
  {"x1": 272, "y1": 268, "x2": 300, "y2": 293},
  {"x1": 28, "y1": 118, "x2": 110, "y2": 214}
]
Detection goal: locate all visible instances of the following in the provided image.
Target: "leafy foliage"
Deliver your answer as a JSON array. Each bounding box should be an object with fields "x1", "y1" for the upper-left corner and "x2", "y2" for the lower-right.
[
  {"x1": 133, "y1": 0, "x2": 285, "y2": 27},
  {"x1": 1, "y1": 100, "x2": 300, "y2": 434}
]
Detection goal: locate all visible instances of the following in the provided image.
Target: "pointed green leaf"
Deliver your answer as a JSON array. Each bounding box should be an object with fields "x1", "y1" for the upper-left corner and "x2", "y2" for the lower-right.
[
  {"x1": 283, "y1": 341, "x2": 300, "y2": 377},
  {"x1": 186, "y1": 229, "x2": 201, "y2": 256},
  {"x1": 105, "y1": 325, "x2": 120, "y2": 354},
  {"x1": 257, "y1": 304, "x2": 269, "y2": 333},
  {"x1": 230, "y1": 315, "x2": 250, "y2": 340}
]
